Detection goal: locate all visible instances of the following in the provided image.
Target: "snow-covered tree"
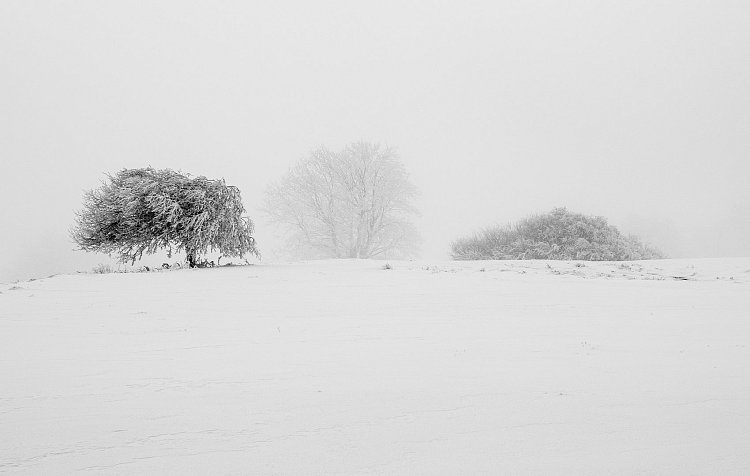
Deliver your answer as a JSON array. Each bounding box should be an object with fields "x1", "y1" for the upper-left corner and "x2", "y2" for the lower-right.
[
  {"x1": 72, "y1": 167, "x2": 259, "y2": 267},
  {"x1": 451, "y1": 208, "x2": 664, "y2": 261},
  {"x1": 264, "y1": 142, "x2": 420, "y2": 259}
]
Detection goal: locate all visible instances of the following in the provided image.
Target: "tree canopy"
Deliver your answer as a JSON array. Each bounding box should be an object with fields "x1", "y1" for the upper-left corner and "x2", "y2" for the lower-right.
[
  {"x1": 72, "y1": 167, "x2": 259, "y2": 266},
  {"x1": 451, "y1": 208, "x2": 664, "y2": 261},
  {"x1": 264, "y1": 142, "x2": 420, "y2": 259}
]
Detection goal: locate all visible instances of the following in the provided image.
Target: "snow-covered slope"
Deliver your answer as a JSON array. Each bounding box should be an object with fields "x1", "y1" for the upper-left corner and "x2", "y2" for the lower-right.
[{"x1": 2, "y1": 259, "x2": 749, "y2": 474}]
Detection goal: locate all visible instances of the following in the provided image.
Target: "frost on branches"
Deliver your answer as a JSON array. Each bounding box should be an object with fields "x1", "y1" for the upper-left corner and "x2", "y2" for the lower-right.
[
  {"x1": 72, "y1": 168, "x2": 259, "y2": 267},
  {"x1": 263, "y1": 142, "x2": 420, "y2": 259},
  {"x1": 451, "y1": 207, "x2": 664, "y2": 261}
]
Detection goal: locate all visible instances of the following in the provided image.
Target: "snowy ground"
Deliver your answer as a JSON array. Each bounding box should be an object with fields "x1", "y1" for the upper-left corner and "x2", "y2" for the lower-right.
[{"x1": 1, "y1": 258, "x2": 749, "y2": 474}]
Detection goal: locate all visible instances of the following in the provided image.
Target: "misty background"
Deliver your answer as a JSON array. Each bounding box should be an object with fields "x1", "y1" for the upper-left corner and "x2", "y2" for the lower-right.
[{"x1": 1, "y1": 1, "x2": 748, "y2": 283}]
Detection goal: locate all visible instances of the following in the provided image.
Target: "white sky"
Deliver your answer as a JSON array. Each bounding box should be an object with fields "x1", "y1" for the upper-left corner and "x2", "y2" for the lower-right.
[{"x1": 1, "y1": 0, "x2": 749, "y2": 282}]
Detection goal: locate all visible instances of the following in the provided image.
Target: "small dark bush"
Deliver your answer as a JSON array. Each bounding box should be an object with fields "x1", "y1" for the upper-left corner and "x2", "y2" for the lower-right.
[
  {"x1": 451, "y1": 208, "x2": 664, "y2": 261},
  {"x1": 92, "y1": 264, "x2": 114, "y2": 274}
]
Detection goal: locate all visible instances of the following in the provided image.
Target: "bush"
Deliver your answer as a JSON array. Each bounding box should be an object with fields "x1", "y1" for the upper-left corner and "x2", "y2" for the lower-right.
[
  {"x1": 92, "y1": 264, "x2": 114, "y2": 274},
  {"x1": 72, "y1": 167, "x2": 259, "y2": 267},
  {"x1": 451, "y1": 208, "x2": 665, "y2": 261}
]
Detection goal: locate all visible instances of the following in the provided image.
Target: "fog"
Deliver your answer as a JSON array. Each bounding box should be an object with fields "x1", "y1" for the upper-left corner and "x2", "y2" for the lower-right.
[{"x1": 2, "y1": 1, "x2": 749, "y2": 283}]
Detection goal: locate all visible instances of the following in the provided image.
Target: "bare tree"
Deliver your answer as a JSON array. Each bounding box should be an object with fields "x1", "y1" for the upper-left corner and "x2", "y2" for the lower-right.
[{"x1": 264, "y1": 142, "x2": 420, "y2": 259}]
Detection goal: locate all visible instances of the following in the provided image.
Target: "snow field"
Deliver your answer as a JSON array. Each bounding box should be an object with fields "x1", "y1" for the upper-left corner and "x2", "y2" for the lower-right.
[{"x1": 1, "y1": 259, "x2": 749, "y2": 474}]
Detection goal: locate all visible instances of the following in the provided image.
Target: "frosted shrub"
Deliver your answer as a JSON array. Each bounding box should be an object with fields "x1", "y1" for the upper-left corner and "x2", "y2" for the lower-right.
[
  {"x1": 451, "y1": 208, "x2": 664, "y2": 261},
  {"x1": 92, "y1": 264, "x2": 114, "y2": 274}
]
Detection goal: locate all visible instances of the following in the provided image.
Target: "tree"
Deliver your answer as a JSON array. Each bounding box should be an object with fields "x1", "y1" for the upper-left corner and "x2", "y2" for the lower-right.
[
  {"x1": 264, "y1": 141, "x2": 420, "y2": 259},
  {"x1": 72, "y1": 167, "x2": 259, "y2": 267},
  {"x1": 451, "y1": 207, "x2": 664, "y2": 261}
]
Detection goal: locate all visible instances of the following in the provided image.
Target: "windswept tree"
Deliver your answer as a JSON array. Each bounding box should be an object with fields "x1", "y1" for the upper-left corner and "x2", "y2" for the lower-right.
[
  {"x1": 72, "y1": 167, "x2": 259, "y2": 267},
  {"x1": 264, "y1": 141, "x2": 420, "y2": 259}
]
